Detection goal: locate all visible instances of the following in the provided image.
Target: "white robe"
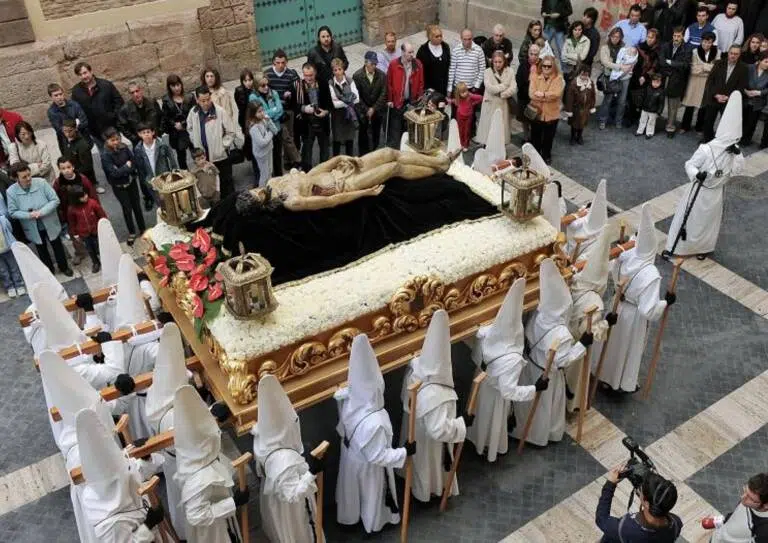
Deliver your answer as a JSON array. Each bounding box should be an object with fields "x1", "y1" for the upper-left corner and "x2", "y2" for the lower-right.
[
  {"x1": 178, "y1": 464, "x2": 240, "y2": 543},
  {"x1": 565, "y1": 290, "x2": 607, "y2": 412},
  {"x1": 465, "y1": 339, "x2": 536, "y2": 462},
  {"x1": 398, "y1": 373, "x2": 466, "y2": 503},
  {"x1": 334, "y1": 392, "x2": 405, "y2": 533},
  {"x1": 122, "y1": 335, "x2": 161, "y2": 440},
  {"x1": 511, "y1": 323, "x2": 585, "y2": 446},
  {"x1": 92, "y1": 509, "x2": 159, "y2": 542},
  {"x1": 566, "y1": 215, "x2": 601, "y2": 261},
  {"x1": 599, "y1": 254, "x2": 667, "y2": 392},
  {"x1": 256, "y1": 448, "x2": 318, "y2": 543},
  {"x1": 151, "y1": 408, "x2": 185, "y2": 540},
  {"x1": 665, "y1": 143, "x2": 744, "y2": 256}
]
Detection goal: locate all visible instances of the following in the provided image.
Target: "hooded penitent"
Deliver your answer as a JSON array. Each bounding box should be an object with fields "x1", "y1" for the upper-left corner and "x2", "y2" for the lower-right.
[
  {"x1": 571, "y1": 228, "x2": 610, "y2": 296},
  {"x1": 115, "y1": 254, "x2": 149, "y2": 329},
  {"x1": 535, "y1": 258, "x2": 573, "y2": 329},
  {"x1": 173, "y1": 385, "x2": 228, "y2": 479},
  {"x1": 144, "y1": 323, "x2": 188, "y2": 429},
  {"x1": 98, "y1": 219, "x2": 123, "y2": 287},
  {"x1": 76, "y1": 408, "x2": 141, "y2": 525},
  {"x1": 583, "y1": 178, "x2": 607, "y2": 239},
  {"x1": 253, "y1": 375, "x2": 304, "y2": 459},
  {"x1": 473, "y1": 277, "x2": 526, "y2": 363},
  {"x1": 542, "y1": 183, "x2": 562, "y2": 231},
  {"x1": 709, "y1": 90, "x2": 742, "y2": 156},
  {"x1": 622, "y1": 203, "x2": 657, "y2": 279},
  {"x1": 522, "y1": 142, "x2": 550, "y2": 179},
  {"x1": 410, "y1": 309, "x2": 453, "y2": 388},
  {"x1": 13, "y1": 241, "x2": 67, "y2": 302},
  {"x1": 32, "y1": 281, "x2": 88, "y2": 350},
  {"x1": 341, "y1": 334, "x2": 385, "y2": 437}
]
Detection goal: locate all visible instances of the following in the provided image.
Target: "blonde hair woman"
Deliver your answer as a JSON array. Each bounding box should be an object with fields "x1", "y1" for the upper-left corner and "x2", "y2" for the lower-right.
[
  {"x1": 477, "y1": 51, "x2": 516, "y2": 144},
  {"x1": 528, "y1": 55, "x2": 564, "y2": 163}
]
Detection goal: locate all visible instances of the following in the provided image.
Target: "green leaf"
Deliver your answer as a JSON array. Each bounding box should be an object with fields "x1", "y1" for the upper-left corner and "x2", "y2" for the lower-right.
[
  {"x1": 203, "y1": 298, "x2": 224, "y2": 324},
  {"x1": 193, "y1": 316, "x2": 204, "y2": 338}
]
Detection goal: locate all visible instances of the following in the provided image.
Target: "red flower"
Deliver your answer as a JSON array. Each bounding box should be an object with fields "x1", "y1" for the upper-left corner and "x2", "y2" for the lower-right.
[
  {"x1": 215, "y1": 271, "x2": 224, "y2": 282},
  {"x1": 191, "y1": 294, "x2": 204, "y2": 319},
  {"x1": 191, "y1": 228, "x2": 212, "y2": 254},
  {"x1": 175, "y1": 255, "x2": 196, "y2": 272},
  {"x1": 159, "y1": 274, "x2": 170, "y2": 288},
  {"x1": 153, "y1": 255, "x2": 170, "y2": 276},
  {"x1": 203, "y1": 247, "x2": 217, "y2": 267},
  {"x1": 189, "y1": 273, "x2": 209, "y2": 292},
  {"x1": 169, "y1": 242, "x2": 191, "y2": 261},
  {"x1": 208, "y1": 282, "x2": 223, "y2": 302}
]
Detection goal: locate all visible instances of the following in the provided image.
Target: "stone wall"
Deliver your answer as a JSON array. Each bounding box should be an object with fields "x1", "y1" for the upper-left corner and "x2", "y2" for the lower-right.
[
  {"x1": 39, "y1": 0, "x2": 154, "y2": 20},
  {"x1": 198, "y1": 0, "x2": 260, "y2": 80},
  {"x1": 363, "y1": 0, "x2": 439, "y2": 44},
  {"x1": 0, "y1": 0, "x2": 34, "y2": 47}
]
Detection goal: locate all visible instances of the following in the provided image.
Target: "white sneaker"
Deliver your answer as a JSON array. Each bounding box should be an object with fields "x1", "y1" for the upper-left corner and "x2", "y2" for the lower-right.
[
  {"x1": 96, "y1": 186, "x2": 106, "y2": 194},
  {"x1": 7, "y1": 287, "x2": 17, "y2": 298},
  {"x1": 16, "y1": 285, "x2": 26, "y2": 296}
]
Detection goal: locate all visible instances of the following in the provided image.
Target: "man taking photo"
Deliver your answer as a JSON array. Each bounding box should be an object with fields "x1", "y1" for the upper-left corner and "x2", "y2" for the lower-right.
[
  {"x1": 707, "y1": 473, "x2": 768, "y2": 542},
  {"x1": 596, "y1": 463, "x2": 683, "y2": 542}
]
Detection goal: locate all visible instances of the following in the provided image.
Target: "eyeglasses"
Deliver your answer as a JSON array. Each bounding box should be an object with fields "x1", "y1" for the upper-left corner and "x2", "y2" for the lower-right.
[{"x1": 542, "y1": 64, "x2": 553, "y2": 68}]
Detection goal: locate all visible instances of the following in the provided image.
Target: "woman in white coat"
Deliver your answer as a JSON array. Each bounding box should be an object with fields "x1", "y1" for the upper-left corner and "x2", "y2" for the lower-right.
[
  {"x1": 252, "y1": 375, "x2": 319, "y2": 543},
  {"x1": 600, "y1": 204, "x2": 673, "y2": 393},
  {"x1": 399, "y1": 309, "x2": 467, "y2": 502},
  {"x1": 467, "y1": 278, "x2": 546, "y2": 462},
  {"x1": 511, "y1": 258, "x2": 589, "y2": 446},
  {"x1": 664, "y1": 91, "x2": 745, "y2": 259},
  {"x1": 477, "y1": 51, "x2": 516, "y2": 145},
  {"x1": 335, "y1": 334, "x2": 414, "y2": 532}
]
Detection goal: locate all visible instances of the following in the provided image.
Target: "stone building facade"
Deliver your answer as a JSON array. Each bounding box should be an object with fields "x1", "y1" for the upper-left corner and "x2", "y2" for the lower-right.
[{"x1": 1, "y1": 0, "x2": 438, "y2": 129}]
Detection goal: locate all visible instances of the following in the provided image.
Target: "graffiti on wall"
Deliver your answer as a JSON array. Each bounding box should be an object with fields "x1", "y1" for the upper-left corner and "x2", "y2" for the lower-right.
[{"x1": 592, "y1": 0, "x2": 632, "y2": 30}]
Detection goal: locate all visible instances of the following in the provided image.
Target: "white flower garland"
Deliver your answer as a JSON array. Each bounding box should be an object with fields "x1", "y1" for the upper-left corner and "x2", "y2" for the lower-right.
[{"x1": 147, "y1": 163, "x2": 557, "y2": 362}]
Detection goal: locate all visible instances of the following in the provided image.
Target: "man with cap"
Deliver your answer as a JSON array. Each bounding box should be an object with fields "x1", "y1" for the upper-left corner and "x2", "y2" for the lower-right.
[
  {"x1": 511, "y1": 258, "x2": 591, "y2": 447},
  {"x1": 335, "y1": 334, "x2": 415, "y2": 533},
  {"x1": 143, "y1": 323, "x2": 190, "y2": 539},
  {"x1": 353, "y1": 51, "x2": 388, "y2": 155},
  {"x1": 174, "y1": 385, "x2": 246, "y2": 542},
  {"x1": 399, "y1": 309, "x2": 468, "y2": 502},
  {"x1": 600, "y1": 204, "x2": 675, "y2": 394},
  {"x1": 39, "y1": 350, "x2": 117, "y2": 543},
  {"x1": 566, "y1": 178, "x2": 608, "y2": 261},
  {"x1": 467, "y1": 278, "x2": 548, "y2": 462},
  {"x1": 75, "y1": 408, "x2": 164, "y2": 542},
  {"x1": 565, "y1": 229, "x2": 612, "y2": 412},
  {"x1": 252, "y1": 374, "x2": 319, "y2": 542},
  {"x1": 664, "y1": 91, "x2": 744, "y2": 260}
]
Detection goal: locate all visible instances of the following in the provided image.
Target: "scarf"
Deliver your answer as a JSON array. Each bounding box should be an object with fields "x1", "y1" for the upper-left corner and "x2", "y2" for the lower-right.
[
  {"x1": 608, "y1": 41, "x2": 623, "y2": 62},
  {"x1": 576, "y1": 76, "x2": 592, "y2": 90},
  {"x1": 332, "y1": 77, "x2": 358, "y2": 123},
  {"x1": 696, "y1": 46, "x2": 716, "y2": 63}
]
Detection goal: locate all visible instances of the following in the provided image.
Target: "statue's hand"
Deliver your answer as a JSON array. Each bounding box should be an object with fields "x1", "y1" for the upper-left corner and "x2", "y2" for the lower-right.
[{"x1": 369, "y1": 185, "x2": 384, "y2": 196}]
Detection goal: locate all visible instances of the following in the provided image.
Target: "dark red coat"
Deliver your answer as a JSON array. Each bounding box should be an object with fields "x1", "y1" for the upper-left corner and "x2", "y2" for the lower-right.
[
  {"x1": 54, "y1": 173, "x2": 98, "y2": 223},
  {"x1": 66, "y1": 198, "x2": 107, "y2": 238},
  {"x1": 387, "y1": 58, "x2": 425, "y2": 109},
  {"x1": 0, "y1": 109, "x2": 23, "y2": 164}
]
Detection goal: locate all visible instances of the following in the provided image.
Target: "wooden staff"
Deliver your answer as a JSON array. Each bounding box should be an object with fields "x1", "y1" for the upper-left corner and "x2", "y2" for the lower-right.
[
  {"x1": 439, "y1": 371, "x2": 487, "y2": 512},
  {"x1": 401, "y1": 379, "x2": 422, "y2": 543},
  {"x1": 589, "y1": 280, "x2": 627, "y2": 408},
  {"x1": 560, "y1": 208, "x2": 588, "y2": 227},
  {"x1": 138, "y1": 475, "x2": 180, "y2": 543},
  {"x1": 310, "y1": 441, "x2": 330, "y2": 543},
  {"x1": 576, "y1": 305, "x2": 599, "y2": 443},
  {"x1": 570, "y1": 238, "x2": 585, "y2": 263},
  {"x1": 232, "y1": 452, "x2": 253, "y2": 543},
  {"x1": 618, "y1": 220, "x2": 627, "y2": 245},
  {"x1": 641, "y1": 258, "x2": 684, "y2": 400},
  {"x1": 572, "y1": 240, "x2": 635, "y2": 273},
  {"x1": 517, "y1": 339, "x2": 560, "y2": 455}
]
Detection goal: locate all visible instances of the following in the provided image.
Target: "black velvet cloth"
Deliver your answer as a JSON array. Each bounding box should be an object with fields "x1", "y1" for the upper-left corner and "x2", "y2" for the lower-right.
[{"x1": 202, "y1": 173, "x2": 498, "y2": 285}]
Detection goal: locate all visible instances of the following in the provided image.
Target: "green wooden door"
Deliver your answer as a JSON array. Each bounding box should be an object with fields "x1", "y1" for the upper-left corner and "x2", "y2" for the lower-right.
[{"x1": 254, "y1": 0, "x2": 362, "y2": 63}]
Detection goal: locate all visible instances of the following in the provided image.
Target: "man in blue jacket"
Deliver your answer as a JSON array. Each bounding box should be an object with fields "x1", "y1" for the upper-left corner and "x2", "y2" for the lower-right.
[{"x1": 46, "y1": 83, "x2": 91, "y2": 151}]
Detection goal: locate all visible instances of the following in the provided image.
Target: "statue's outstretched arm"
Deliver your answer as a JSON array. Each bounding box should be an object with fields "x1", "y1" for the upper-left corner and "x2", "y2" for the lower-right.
[{"x1": 285, "y1": 187, "x2": 380, "y2": 211}]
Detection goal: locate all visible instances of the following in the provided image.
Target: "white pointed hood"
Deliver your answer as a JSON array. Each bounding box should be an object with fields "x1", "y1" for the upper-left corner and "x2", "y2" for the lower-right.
[
  {"x1": 32, "y1": 282, "x2": 87, "y2": 350},
  {"x1": 253, "y1": 375, "x2": 303, "y2": 459},
  {"x1": 542, "y1": 183, "x2": 562, "y2": 231},
  {"x1": 536, "y1": 258, "x2": 572, "y2": 328},
  {"x1": 523, "y1": 142, "x2": 550, "y2": 179},
  {"x1": 712, "y1": 91, "x2": 742, "y2": 151},
  {"x1": 76, "y1": 408, "x2": 140, "y2": 524},
  {"x1": 447, "y1": 119, "x2": 462, "y2": 154},
  {"x1": 173, "y1": 385, "x2": 224, "y2": 477},
  {"x1": 572, "y1": 228, "x2": 610, "y2": 295},
  {"x1": 98, "y1": 219, "x2": 123, "y2": 287},
  {"x1": 12, "y1": 242, "x2": 66, "y2": 302},
  {"x1": 584, "y1": 179, "x2": 607, "y2": 237},
  {"x1": 410, "y1": 309, "x2": 453, "y2": 387},
  {"x1": 145, "y1": 324, "x2": 188, "y2": 429},
  {"x1": 341, "y1": 334, "x2": 385, "y2": 435},
  {"x1": 475, "y1": 278, "x2": 526, "y2": 362},
  {"x1": 115, "y1": 254, "x2": 148, "y2": 329}
]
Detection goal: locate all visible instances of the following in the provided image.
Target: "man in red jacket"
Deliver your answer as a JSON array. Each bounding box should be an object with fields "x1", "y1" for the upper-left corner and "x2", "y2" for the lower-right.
[
  {"x1": 386, "y1": 42, "x2": 425, "y2": 148},
  {"x1": 0, "y1": 108, "x2": 23, "y2": 167}
]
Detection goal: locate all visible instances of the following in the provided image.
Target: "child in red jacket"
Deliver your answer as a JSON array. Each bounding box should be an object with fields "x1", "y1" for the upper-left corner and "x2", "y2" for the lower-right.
[
  {"x1": 450, "y1": 82, "x2": 483, "y2": 150},
  {"x1": 66, "y1": 186, "x2": 107, "y2": 273}
]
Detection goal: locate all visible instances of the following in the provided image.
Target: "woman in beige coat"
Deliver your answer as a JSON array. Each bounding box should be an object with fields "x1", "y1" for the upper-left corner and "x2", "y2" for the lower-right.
[
  {"x1": 680, "y1": 32, "x2": 718, "y2": 133},
  {"x1": 477, "y1": 51, "x2": 517, "y2": 144},
  {"x1": 9, "y1": 121, "x2": 54, "y2": 184},
  {"x1": 201, "y1": 67, "x2": 239, "y2": 125}
]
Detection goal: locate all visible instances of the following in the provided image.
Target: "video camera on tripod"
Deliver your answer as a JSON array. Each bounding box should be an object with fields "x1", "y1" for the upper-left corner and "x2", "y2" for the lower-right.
[{"x1": 618, "y1": 436, "x2": 657, "y2": 509}]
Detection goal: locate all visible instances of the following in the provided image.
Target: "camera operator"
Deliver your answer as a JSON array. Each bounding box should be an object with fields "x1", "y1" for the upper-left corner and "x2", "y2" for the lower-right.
[
  {"x1": 708, "y1": 472, "x2": 768, "y2": 542},
  {"x1": 596, "y1": 463, "x2": 683, "y2": 542}
]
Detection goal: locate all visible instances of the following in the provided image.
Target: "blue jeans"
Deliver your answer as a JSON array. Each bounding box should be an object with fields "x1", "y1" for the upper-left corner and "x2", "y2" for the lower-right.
[
  {"x1": 598, "y1": 78, "x2": 631, "y2": 127},
  {"x1": 544, "y1": 26, "x2": 565, "y2": 61},
  {"x1": 0, "y1": 250, "x2": 23, "y2": 290}
]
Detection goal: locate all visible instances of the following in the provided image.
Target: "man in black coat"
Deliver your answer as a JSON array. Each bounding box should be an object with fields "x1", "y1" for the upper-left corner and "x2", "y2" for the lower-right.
[
  {"x1": 295, "y1": 62, "x2": 332, "y2": 170},
  {"x1": 701, "y1": 44, "x2": 748, "y2": 141},
  {"x1": 117, "y1": 82, "x2": 162, "y2": 147},
  {"x1": 353, "y1": 51, "x2": 388, "y2": 155},
  {"x1": 482, "y1": 24, "x2": 514, "y2": 66},
  {"x1": 70, "y1": 61, "x2": 124, "y2": 152},
  {"x1": 660, "y1": 27, "x2": 692, "y2": 137},
  {"x1": 654, "y1": 0, "x2": 691, "y2": 42}
]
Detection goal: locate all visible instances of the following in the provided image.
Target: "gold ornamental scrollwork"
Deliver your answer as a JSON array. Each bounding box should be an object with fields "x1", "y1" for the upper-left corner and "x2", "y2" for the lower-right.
[{"x1": 328, "y1": 327, "x2": 362, "y2": 358}]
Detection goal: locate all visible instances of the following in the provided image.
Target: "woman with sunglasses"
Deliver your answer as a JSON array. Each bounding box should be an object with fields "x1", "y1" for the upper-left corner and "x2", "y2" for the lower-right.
[{"x1": 528, "y1": 55, "x2": 564, "y2": 164}]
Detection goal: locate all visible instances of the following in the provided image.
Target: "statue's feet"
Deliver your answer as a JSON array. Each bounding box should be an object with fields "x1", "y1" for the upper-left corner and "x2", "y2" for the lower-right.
[{"x1": 447, "y1": 148, "x2": 463, "y2": 163}]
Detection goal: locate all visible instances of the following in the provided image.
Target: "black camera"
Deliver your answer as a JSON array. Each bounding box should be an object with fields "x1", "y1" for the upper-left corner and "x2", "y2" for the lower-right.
[{"x1": 619, "y1": 436, "x2": 656, "y2": 490}]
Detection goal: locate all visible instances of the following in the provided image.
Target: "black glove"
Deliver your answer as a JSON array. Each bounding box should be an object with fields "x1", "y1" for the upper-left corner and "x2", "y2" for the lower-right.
[
  {"x1": 143, "y1": 196, "x2": 154, "y2": 212},
  {"x1": 605, "y1": 312, "x2": 618, "y2": 326},
  {"x1": 143, "y1": 504, "x2": 164, "y2": 529},
  {"x1": 131, "y1": 437, "x2": 151, "y2": 460},
  {"x1": 156, "y1": 311, "x2": 174, "y2": 324},
  {"x1": 695, "y1": 170, "x2": 707, "y2": 182},
  {"x1": 306, "y1": 453, "x2": 325, "y2": 475},
  {"x1": 461, "y1": 412, "x2": 475, "y2": 428},
  {"x1": 210, "y1": 401, "x2": 231, "y2": 423},
  {"x1": 233, "y1": 487, "x2": 250, "y2": 507},
  {"x1": 535, "y1": 375, "x2": 549, "y2": 392},
  {"x1": 727, "y1": 143, "x2": 741, "y2": 155},
  {"x1": 404, "y1": 440, "x2": 417, "y2": 456},
  {"x1": 92, "y1": 353, "x2": 105, "y2": 364},
  {"x1": 114, "y1": 374, "x2": 136, "y2": 395},
  {"x1": 665, "y1": 291, "x2": 677, "y2": 306},
  {"x1": 93, "y1": 331, "x2": 113, "y2": 344},
  {"x1": 136, "y1": 271, "x2": 149, "y2": 283},
  {"x1": 579, "y1": 331, "x2": 594, "y2": 347},
  {"x1": 75, "y1": 293, "x2": 94, "y2": 312}
]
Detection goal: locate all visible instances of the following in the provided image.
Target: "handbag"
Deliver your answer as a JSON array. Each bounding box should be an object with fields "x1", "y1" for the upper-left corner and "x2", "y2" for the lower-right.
[
  {"x1": 599, "y1": 73, "x2": 623, "y2": 94},
  {"x1": 227, "y1": 147, "x2": 245, "y2": 165},
  {"x1": 524, "y1": 103, "x2": 540, "y2": 121}
]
